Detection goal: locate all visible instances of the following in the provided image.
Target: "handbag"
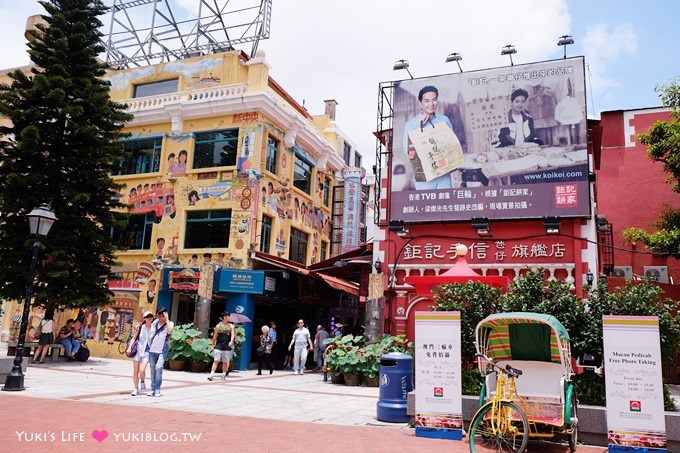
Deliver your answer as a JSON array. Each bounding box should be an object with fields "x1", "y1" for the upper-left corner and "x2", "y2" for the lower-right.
[
  {"x1": 35, "y1": 320, "x2": 44, "y2": 338},
  {"x1": 256, "y1": 345, "x2": 265, "y2": 357},
  {"x1": 125, "y1": 337, "x2": 138, "y2": 358},
  {"x1": 125, "y1": 324, "x2": 143, "y2": 358}
]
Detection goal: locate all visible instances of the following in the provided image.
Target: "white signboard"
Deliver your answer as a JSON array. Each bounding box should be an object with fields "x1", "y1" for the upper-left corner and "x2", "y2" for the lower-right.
[
  {"x1": 414, "y1": 311, "x2": 462, "y2": 440},
  {"x1": 603, "y1": 315, "x2": 666, "y2": 451}
]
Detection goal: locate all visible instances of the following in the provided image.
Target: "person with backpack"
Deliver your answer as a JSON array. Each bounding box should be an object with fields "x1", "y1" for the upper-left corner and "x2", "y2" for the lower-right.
[{"x1": 147, "y1": 307, "x2": 173, "y2": 397}]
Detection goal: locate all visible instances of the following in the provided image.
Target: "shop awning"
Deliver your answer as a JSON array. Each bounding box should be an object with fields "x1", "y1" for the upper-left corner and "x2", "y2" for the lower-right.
[
  {"x1": 314, "y1": 273, "x2": 360, "y2": 296},
  {"x1": 250, "y1": 251, "x2": 310, "y2": 275}
]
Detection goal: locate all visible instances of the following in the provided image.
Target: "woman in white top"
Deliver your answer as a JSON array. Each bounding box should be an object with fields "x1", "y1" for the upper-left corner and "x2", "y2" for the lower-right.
[
  {"x1": 33, "y1": 308, "x2": 55, "y2": 364},
  {"x1": 131, "y1": 310, "x2": 154, "y2": 396}
]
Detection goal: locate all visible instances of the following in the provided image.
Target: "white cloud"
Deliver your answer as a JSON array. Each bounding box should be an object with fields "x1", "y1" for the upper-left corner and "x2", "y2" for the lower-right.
[{"x1": 582, "y1": 22, "x2": 637, "y2": 92}]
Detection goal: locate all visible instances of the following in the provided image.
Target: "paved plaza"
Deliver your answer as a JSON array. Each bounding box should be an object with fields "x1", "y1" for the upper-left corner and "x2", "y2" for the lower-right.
[{"x1": 0, "y1": 354, "x2": 607, "y2": 452}]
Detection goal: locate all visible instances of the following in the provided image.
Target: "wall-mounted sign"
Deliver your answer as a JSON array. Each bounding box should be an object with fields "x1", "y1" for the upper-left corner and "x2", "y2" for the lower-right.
[
  {"x1": 169, "y1": 271, "x2": 200, "y2": 291},
  {"x1": 217, "y1": 269, "x2": 264, "y2": 294}
]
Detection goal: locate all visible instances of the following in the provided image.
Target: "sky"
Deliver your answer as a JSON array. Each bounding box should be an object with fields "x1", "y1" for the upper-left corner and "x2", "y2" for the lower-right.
[{"x1": 1, "y1": 0, "x2": 679, "y2": 170}]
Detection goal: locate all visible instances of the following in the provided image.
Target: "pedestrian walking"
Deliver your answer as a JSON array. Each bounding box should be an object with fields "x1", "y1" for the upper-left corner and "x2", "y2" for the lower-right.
[
  {"x1": 130, "y1": 310, "x2": 154, "y2": 396},
  {"x1": 313, "y1": 324, "x2": 329, "y2": 371},
  {"x1": 148, "y1": 307, "x2": 173, "y2": 397},
  {"x1": 208, "y1": 312, "x2": 235, "y2": 381},
  {"x1": 256, "y1": 325, "x2": 274, "y2": 375},
  {"x1": 288, "y1": 319, "x2": 313, "y2": 375},
  {"x1": 269, "y1": 321, "x2": 278, "y2": 368}
]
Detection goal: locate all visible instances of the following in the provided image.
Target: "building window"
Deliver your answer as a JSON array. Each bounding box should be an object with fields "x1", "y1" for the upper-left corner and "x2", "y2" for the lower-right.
[
  {"x1": 184, "y1": 209, "x2": 231, "y2": 249},
  {"x1": 320, "y1": 241, "x2": 328, "y2": 262},
  {"x1": 323, "y1": 177, "x2": 331, "y2": 206},
  {"x1": 108, "y1": 213, "x2": 154, "y2": 250},
  {"x1": 293, "y1": 152, "x2": 313, "y2": 194},
  {"x1": 354, "y1": 152, "x2": 362, "y2": 169},
  {"x1": 193, "y1": 129, "x2": 239, "y2": 169},
  {"x1": 343, "y1": 141, "x2": 351, "y2": 166},
  {"x1": 289, "y1": 227, "x2": 308, "y2": 264},
  {"x1": 133, "y1": 79, "x2": 178, "y2": 98},
  {"x1": 115, "y1": 137, "x2": 162, "y2": 175},
  {"x1": 266, "y1": 136, "x2": 278, "y2": 174},
  {"x1": 260, "y1": 215, "x2": 273, "y2": 253}
]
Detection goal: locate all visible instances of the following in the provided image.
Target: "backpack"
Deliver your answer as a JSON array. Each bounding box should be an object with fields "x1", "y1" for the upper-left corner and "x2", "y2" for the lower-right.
[{"x1": 75, "y1": 345, "x2": 90, "y2": 362}]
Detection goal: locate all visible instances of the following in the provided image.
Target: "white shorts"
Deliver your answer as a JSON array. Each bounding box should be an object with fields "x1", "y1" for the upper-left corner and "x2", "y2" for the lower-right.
[
  {"x1": 214, "y1": 349, "x2": 233, "y2": 362},
  {"x1": 133, "y1": 350, "x2": 149, "y2": 362}
]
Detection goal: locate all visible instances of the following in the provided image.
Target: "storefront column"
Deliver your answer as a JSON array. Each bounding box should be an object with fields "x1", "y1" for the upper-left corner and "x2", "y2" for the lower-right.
[{"x1": 392, "y1": 289, "x2": 411, "y2": 336}]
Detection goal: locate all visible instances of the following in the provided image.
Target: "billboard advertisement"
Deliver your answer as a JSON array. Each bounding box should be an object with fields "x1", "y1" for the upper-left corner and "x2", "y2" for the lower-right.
[{"x1": 390, "y1": 57, "x2": 589, "y2": 223}]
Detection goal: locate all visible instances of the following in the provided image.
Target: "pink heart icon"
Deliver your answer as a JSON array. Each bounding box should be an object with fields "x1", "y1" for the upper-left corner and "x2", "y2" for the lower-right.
[{"x1": 92, "y1": 430, "x2": 109, "y2": 443}]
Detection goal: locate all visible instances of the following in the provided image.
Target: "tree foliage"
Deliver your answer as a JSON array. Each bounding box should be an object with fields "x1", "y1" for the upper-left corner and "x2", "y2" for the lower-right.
[
  {"x1": 430, "y1": 271, "x2": 680, "y2": 406},
  {"x1": 431, "y1": 281, "x2": 502, "y2": 365},
  {"x1": 0, "y1": 0, "x2": 132, "y2": 311},
  {"x1": 624, "y1": 79, "x2": 680, "y2": 257}
]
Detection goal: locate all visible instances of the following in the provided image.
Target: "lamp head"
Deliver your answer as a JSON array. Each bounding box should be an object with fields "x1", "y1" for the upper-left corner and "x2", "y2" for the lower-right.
[
  {"x1": 374, "y1": 260, "x2": 382, "y2": 274},
  {"x1": 393, "y1": 59, "x2": 409, "y2": 70},
  {"x1": 27, "y1": 204, "x2": 57, "y2": 237},
  {"x1": 557, "y1": 35, "x2": 575, "y2": 46},
  {"x1": 500, "y1": 45, "x2": 517, "y2": 55}
]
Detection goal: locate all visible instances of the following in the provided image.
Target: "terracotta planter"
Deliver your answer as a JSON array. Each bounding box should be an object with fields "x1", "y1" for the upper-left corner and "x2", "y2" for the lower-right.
[
  {"x1": 329, "y1": 371, "x2": 344, "y2": 385},
  {"x1": 168, "y1": 360, "x2": 186, "y2": 371},
  {"x1": 364, "y1": 375, "x2": 379, "y2": 387},
  {"x1": 344, "y1": 372, "x2": 362, "y2": 386},
  {"x1": 190, "y1": 361, "x2": 208, "y2": 373}
]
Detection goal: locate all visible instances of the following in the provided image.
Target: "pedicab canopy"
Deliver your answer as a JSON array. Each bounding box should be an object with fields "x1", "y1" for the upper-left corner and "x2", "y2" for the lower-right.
[{"x1": 475, "y1": 312, "x2": 571, "y2": 369}]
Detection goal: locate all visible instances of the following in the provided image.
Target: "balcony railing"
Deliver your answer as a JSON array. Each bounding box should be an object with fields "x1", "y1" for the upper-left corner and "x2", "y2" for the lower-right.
[{"x1": 121, "y1": 83, "x2": 249, "y2": 112}]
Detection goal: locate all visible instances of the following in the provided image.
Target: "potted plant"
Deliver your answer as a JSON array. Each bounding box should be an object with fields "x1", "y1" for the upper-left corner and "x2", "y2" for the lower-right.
[
  {"x1": 323, "y1": 334, "x2": 364, "y2": 385},
  {"x1": 167, "y1": 323, "x2": 201, "y2": 371},
  {"x1": 340, "y1": 345, "x2": 363, "y2": 386},
  {"x1": 189, "y1": 337, "x2": 213, "y2": 372},
  {"x1": 360, "y1": 342, "x2": 381, "y2": 387}
]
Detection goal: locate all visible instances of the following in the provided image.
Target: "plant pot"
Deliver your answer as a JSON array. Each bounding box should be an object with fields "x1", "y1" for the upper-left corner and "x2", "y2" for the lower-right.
[
  {"x1": 329, "y1": 371, "x2": 344, "y2": 385},
  {"x1": 190, "y1": 361, "x2": 208, "y2": 373},
  {"x1": 344, "y1": 372, "x2": 362, "y2": 386},
  {"x1": 364, "y1": 375, "x2": 379, "y2": 387},
  {"x1": 168, "y1": 359, "x2": 186, "y2": 371}
]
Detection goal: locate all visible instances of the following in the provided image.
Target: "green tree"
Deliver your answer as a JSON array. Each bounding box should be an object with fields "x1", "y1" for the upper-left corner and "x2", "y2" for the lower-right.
[
  {"x1": 0, "y1": 0, "x2": 132, "y2": 311},
  {"x1": 500, "y1": 269, "x2": 586, "y2": 354},
  {"x1": 431, "y1": 281, "x2": 503, "y2": 365},
  {"x1": 624, "y1": 79, "x2": 680, "y2": 257}
]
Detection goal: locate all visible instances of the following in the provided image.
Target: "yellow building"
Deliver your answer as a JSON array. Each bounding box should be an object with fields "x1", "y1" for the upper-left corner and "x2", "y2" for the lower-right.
[{"x1": 1, "y1": 48, "x2": 367, "y2": 366}]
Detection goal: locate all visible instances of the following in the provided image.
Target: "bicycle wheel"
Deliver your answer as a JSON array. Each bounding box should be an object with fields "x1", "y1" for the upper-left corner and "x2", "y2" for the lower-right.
[{"x1": 469, "y1": 401, "x2": 529, "y2": 452}]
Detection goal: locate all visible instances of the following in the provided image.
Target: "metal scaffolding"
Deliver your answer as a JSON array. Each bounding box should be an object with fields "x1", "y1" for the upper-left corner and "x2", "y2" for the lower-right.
[{"x1": 102, "y1": 0, "x2": 272, "y2": 68}]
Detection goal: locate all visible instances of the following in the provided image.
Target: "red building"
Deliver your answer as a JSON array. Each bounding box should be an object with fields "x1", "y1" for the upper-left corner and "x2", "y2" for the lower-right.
[{"x1": 596, "y1": 108, "x2": 680, "y2": 286}]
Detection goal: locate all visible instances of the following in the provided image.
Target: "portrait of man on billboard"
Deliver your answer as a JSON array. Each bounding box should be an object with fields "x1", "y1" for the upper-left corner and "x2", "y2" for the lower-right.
[{"x1": 402, "y1": 85, "x2": 464, "y2": 190}]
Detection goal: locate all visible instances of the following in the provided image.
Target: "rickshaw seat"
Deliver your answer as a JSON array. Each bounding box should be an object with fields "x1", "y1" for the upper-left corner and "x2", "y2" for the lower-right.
[{"x1": 494, "y1": 360, "x2": 565, "y2": 401}]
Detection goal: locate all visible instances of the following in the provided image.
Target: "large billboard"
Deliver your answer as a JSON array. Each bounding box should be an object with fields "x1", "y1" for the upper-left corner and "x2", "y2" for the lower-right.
[{"x1": 390, "y1": 57, "x2": 589, "y2": 223}]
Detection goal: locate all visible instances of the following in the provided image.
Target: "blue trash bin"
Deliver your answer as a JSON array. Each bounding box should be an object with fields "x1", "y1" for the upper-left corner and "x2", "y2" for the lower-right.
[{"x1": 376, "y1": 352, "x2": 413, "y2": 422}]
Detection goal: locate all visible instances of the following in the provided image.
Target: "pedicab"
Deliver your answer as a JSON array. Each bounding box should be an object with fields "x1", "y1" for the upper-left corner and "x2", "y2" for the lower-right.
[{"x1": 468, "y1": 312, "x2": 578, "y2": 452}]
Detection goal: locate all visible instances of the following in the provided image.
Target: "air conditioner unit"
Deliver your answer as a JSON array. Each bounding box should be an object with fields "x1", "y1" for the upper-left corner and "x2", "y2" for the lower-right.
[
  {"x1": 612, "y1": 266, "x2": 633, "y2": 280},
  {"x1": 643, "y1": 266, "x2": 669, "y2": 284}
]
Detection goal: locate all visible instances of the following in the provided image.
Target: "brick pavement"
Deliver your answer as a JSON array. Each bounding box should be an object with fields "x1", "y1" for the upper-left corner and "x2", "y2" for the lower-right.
[
  {"x1": 0, "y1": 395, "x2": 607, "y2": 453},
  {"x1": 0, "y1": 355, "x2": 608, "y2": 452}
]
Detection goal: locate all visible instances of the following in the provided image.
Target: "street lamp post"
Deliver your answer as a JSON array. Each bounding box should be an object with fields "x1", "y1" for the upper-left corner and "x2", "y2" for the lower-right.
[{"x1": 3, "y1": 205, "x2": 57, "y2": 391}]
